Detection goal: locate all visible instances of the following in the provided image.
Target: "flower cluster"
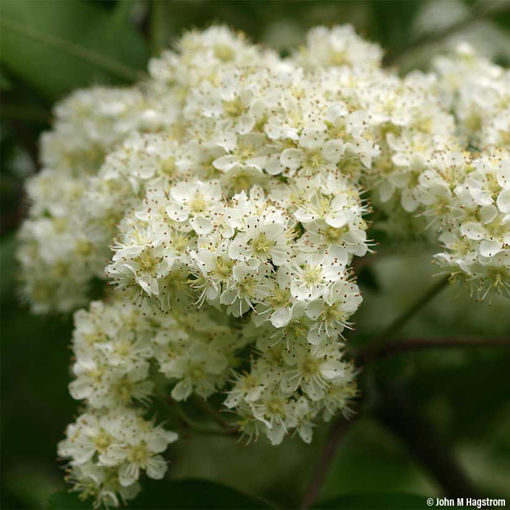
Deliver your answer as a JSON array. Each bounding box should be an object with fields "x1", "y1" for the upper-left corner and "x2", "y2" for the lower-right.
[
  {"x1": 58, "y1": 408, "x2": 177, "y2": 507},
  {"x1": 409, "y1": 150, "x2": 509, "y2": 297},
  {"x1": 104, "y1": 177, "x2": 363, "y2": 442},
  {"x1": 364, "y1": 44, "x2": 510, "y2": 297},
  {"x1": 17, "y1": 88, "x2": 150, "y2": 312},
  {"x1": 17, "y1": 25, "x2": 508, "y2": 506},
  {"x1": 432, "y1": 43, "x2": 510, "y2": 149},
  {"x1": 58, "y1": 295, "x2": 246, "y2": 505}
]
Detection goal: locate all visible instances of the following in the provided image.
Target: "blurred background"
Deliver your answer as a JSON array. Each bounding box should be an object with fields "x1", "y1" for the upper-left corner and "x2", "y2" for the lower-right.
[{"x1": 1, "y1": 1, "x2": 510, "y2": 508}]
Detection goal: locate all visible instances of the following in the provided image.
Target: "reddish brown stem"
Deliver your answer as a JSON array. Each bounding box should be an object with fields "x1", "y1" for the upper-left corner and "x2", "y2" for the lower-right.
[{"x1": 301, "y1": 410, "x2": 359, "y2": 509}]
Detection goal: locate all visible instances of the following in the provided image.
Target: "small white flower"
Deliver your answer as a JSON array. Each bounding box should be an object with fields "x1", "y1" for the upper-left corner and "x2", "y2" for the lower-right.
[
  {"x1": 228, "y1": 216, "x2": 291, "y2": 265},
  {"x1": 167, "y1": 179, "x2": 223, "y2": 234},
  {"x1": 289, "y1": 254, "x2": 345, "y2": 301}
]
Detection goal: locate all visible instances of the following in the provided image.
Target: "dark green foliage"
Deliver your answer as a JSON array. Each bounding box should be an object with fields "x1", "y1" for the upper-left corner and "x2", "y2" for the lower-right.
[
  {"x1": 1, "y1": 0, "x2": 149, "y2": 99},
  {"x1": 46, "y1": 491, "x2": 90, "y2": 510},
  {"x1": 313, "y1": 493, "x2": 428, "y2": 509},
  {"x1": 48, "y1": 479, "x2": 272, "y2": 509}
]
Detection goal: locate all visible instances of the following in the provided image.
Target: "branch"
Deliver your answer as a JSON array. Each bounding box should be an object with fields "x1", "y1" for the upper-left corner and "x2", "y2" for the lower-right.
[
  {"x1": 301, "y1": 405, "x2": 360, "y2": 509},
  {"x1": 384, "y1": 0, "x2": 510, "y2": 66},
  {"x1": 356, "y1": 337, "x2": 510, "y2": 364},
  {"x1": 375, "y1": 387, "x2": 480, "y2": 498}
]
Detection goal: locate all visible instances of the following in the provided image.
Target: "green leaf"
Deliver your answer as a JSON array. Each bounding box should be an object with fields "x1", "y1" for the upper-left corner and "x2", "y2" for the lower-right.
[
  {"x1": 131, "y1": 479, "x2": 273, "y2": 509},
  {"x1": 0, "y1": 0, "x2": 148, "y2": 99},
  {"x1": 313, "y1": 492, "x2": 428, "y2": 509},
  {"x1": 0, "y1": 234, "x2": 17, "y2": 304},
  {"x1": 407, "y1": 350, "x2": 510, "y2": 441},
  {"x1": 0, "y1": 68, "x2": 12, "y2": 90},
  {"x1": 47, "y1": 480, "x2": 273, "y2": 509}
]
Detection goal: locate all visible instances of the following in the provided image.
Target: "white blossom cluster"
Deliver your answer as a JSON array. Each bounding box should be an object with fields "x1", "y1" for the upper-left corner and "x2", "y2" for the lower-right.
[
  {"x1": 408, "y1": 149, "x2": 509, "y2": 297},
  {"x1": 17, "y1": 25, "x2": 509, "y2": 506},
  {"x1": 432, "y1": 43, "x2": 510, "y2": 148},
  {"x1": 58, "y1": 297, "x2": 243, "y2": 506},
  {"x1": 428, "y1": 45, "x2": 510, "y2": 295},
  {"x1": 58, "y1": 408, "x2": 177, "y2": 507},
  {"x1": 371, "y1": 44, "x2": 510, "y2": 297},
  {"x1": 18, "y1": 88, "x2": 150, "y2": 312}
]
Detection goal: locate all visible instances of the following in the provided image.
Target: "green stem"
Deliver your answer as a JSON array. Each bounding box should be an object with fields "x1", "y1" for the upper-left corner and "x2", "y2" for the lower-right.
[
  {"x1": 167, "y1": 398, "x2": 236, "y2": 437},
  {"x1": 149, "y1": 0, "x2": 166, "y2": 56},
  {"x1": 368, "y1": 275, "x2": 450, "y2": 350},
  {"x1": 193, "y1": 396, "x2": 238, "y2": 434}
]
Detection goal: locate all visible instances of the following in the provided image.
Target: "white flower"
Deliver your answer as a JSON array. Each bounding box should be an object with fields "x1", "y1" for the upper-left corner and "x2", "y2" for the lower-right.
[
  {"x1": 280, "y1": 129, "x2": 344, "y2": 176},
  {"x1": 281, "y1": 340, "x2": 349, "y2": 401},
  {"x1": 166, "y1": 179, "x2": 223, "y2": 234},
  {"x1": 101, "y1": 422, "x2": 176, "y2": 486},
  {"x1": 254, "y1": 267, "x2": 295, "y2": 328},
  {"x1": 296, "y1": 25, "x2": 382, "y2": 70},
  {"x1": 289, "y1": 254, "x2": 346, "y2": 301},
  {"x1": 220, "y1": 260, "x2": 272, "y2": 316},
  {"x1": 305, "y1": 280, "x2": 362, "y2": 344},
  {"x1": 58, "y1": 408, "x2": 177, "y2": 503},
  {"x1": 228, "y1": 216, "x2": 291, "y2": 265}
]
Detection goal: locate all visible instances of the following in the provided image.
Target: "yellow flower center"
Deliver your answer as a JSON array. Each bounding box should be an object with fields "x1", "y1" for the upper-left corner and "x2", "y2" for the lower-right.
[{"x1": 251, "y1": 233, "x2": 276, "y2": 255}]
